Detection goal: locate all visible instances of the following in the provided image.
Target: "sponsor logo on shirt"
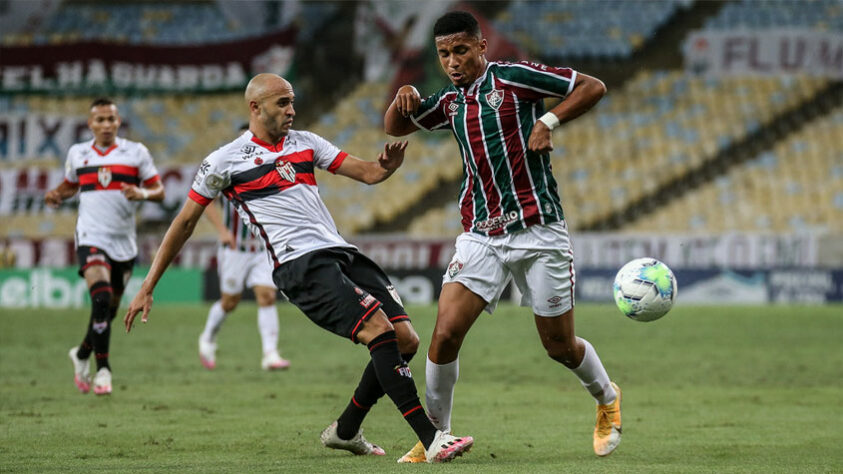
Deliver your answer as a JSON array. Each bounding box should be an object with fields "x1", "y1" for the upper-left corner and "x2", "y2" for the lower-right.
[
  {"x1": 475, "y1": 210, "x2": 519, "y2": 232},
  {"x1": 485, "y1": 89, "x2": 504, "y2": 110}
]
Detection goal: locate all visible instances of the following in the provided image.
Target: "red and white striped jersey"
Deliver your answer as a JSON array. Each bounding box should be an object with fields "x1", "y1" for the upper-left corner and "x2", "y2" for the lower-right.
[
  {"x1": 64, "y1": 137, "x2": 160, "y2": 261},
  {"x1": 189, "y1": 130, "x2": 353, "y2": 267}
]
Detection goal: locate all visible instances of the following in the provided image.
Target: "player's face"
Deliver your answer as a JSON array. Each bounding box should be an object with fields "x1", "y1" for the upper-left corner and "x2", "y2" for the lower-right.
[
  {"x1": 257, "y1": 87, "x2": 296, "y2": 139},
  {"x1": 88, "y1": 104, "x2": 121, "y2": 147},
  {"x1": 435, "y1": 32, "x2": 487, "y2": 87}
]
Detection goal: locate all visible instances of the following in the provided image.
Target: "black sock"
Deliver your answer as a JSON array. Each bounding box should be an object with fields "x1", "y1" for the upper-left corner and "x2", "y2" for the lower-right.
[
  {"x1": 89, "y1": 281, "x2": 113, "y2": 371},
  {"x1": 367, "y1": 331, "x2": 436, "y2": 448},
  {"x1": 336, "y1": 351, "x2": 416, "y2": 440},
  {"x1": 77, "y1": 314, "x2": 94, "y2": 360}
]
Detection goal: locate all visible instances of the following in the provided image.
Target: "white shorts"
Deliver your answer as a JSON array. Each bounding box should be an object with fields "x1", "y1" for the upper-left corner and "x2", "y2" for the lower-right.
[
  {"x1": 217, "y1": 247, "x2": 276, "y2": 295},
  {"x1": 442, "y1": 221, "x2": 575, "y2": 317}
]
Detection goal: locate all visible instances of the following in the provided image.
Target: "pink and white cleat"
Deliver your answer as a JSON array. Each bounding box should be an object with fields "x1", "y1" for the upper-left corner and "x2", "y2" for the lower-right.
[
  {"x1": 92, "y1": 367, "x2": 112, "y2": 395},
  {"x1": 425, "y1": 430, "x2": 474, "y2": 463},
  {"x1": 198, "y1": 336, "x2": 217, "y2": 370},
  {"x1": 68, "y1": 346, "x2": 90, "y2": 394},
  {"x1": 261, "y1": 351, "x2": 291, "y2": 371}
]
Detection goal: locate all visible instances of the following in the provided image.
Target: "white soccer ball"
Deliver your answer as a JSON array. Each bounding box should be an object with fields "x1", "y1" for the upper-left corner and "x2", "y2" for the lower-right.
[{"x1": 613, "y1": 258, "x2": 677, "y2": 322}]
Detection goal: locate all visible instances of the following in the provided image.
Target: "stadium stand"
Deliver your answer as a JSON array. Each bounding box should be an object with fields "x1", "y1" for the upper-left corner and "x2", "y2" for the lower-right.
[
  {"x1": 626, "y1": 105, "x2": 843, "y2": 233},
  {"x1": 494, "y1": 0, "x2": 693, "y2": 59},
  {"x1": 704, "y1": 0, "x2": 843, "y2": 31}
]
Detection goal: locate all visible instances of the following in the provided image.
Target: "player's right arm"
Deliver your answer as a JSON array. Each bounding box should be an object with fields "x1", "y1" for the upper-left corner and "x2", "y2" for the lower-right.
[
  {"x1": 203, "y1": 197, "x2": 235, "y2": 249},
  {"x1": 124, "y1": 198, "x2": 206, "y2": 331},
  {"x1": 384, "y1": 85, "x2": 421, "y2": 136},
  {"x1": 44, "y1": 180, "x2": 80, "y2": 208}
]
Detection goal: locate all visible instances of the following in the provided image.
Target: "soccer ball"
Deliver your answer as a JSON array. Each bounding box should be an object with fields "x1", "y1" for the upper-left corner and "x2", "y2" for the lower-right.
[{"x1": 613, "y1": 258, "x2": 677, "y2": 322}]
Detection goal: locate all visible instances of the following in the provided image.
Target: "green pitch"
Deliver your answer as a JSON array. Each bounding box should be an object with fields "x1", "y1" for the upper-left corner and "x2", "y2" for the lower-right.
[{"x1": 2, "y1": 303, "x2": 841, "y2": 472}]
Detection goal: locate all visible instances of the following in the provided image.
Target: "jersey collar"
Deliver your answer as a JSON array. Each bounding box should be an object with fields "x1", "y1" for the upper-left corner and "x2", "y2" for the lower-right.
[
  {"x1": 464, "y1": 60, "x2": 492, "y2": 96},
  {"x1": 250, "y1": 133, "x2": 286, "y2": 153},
  {"x1": 91, "y1": 140, "x2": 118, "y2": 157}
]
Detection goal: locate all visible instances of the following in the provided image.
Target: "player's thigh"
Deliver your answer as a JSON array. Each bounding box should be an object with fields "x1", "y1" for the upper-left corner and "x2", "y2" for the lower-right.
[
  {"x1": 217, "y1": 247, "x2": 249, "y2": 295},
  {"x1": 443, "y1": 233, "x2": 509, "y2": 314},
  {"x1": 245, "y1": 252, "x2": 276, "y2": 306},
  {"x1": 273, "y1": 249, "x2": 383, "y2": 342},
  {"x1": 109, "y1": 258, "x2": 135, "y2": 303},
  {"x1": 345, "y1": 250, "x2": 409, "y2": 324},
  {"x1": 77, "y1": 246, "x2": 110, "y2": 286},
  {"x1": 512, "y1": 248, "x2": 575, "y2": 317},
  {"x1": 533, "y1": 307, "x2": 577, "y2": 350}
]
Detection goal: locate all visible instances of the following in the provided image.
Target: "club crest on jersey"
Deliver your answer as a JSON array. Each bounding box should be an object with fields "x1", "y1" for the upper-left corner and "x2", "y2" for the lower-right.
[
  {"x1": 485, "y1": 89, "x2": 504, "y2": 110},
  {"x1": 275, "y1": 158, "x2": 296, "y2": 182},
  {"x1": 97, "y1": 167, "x2": 112, "y2": 187}
]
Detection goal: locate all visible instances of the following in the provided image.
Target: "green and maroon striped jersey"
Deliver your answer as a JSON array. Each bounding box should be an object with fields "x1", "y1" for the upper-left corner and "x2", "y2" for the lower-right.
[
  {"x1": 411, "y1": 61, "x2": 576, "y2": 236},
  {"x1": 221, "y1": 197, "x2": 262, "y2": 253}
]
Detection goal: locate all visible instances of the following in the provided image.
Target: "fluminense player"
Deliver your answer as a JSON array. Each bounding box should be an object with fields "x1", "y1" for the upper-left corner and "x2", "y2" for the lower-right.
[
  {"x1": 384, "y1": 11, "x2": 622, "y2": 461},
  {"x1": 124, "y1": 74, "x2": 473, "y2": 463},
  {"x1": 199, "y1": 124, "x2": 290, "y2": 371},
  {"x1": 45, "y1": 98, "x2": 165, "y2": 396}
]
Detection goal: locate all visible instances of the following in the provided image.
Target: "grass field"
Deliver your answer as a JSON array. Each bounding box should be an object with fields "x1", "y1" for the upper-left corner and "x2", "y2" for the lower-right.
[{"x1": 1, "y1": 302, "x2": 842, "y2": 473}]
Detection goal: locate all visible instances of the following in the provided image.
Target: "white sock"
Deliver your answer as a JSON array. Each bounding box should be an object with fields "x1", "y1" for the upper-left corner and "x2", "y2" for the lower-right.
[
  {"x1": 201, "y1": 301, "x2": 228, "y2": 342},
  {"x1": 425, "y1": 356, "x2": 459, "y2": 432},
  {"x1": 257, "y1": 305, "x2": 279, "y2": 354},
  {"x1": 570, "y1": 337, "x2": 616, "y2": 405}
]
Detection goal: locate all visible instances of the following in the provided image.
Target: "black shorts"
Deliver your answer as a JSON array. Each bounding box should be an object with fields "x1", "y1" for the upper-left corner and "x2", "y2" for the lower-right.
[
  {"x1": 76, "y1": 246, "x2": 136, "y2": 294},
  {"x1": 273, "y1": 247, "x2": 409, "y2": 342}
]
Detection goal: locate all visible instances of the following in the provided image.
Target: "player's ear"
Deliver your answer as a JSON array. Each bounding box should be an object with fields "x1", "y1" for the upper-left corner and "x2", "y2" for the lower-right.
[{"x1": 478, "y1": 38, "x2": 487, "y2": 56}]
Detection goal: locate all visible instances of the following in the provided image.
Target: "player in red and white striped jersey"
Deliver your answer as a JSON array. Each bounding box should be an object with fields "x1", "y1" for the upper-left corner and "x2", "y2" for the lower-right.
[
  {"x1": 46, "y1": 98, "x2": 165, "y2": 396},
  {"x1": 125, "y1": 74, "x2": 473, "y2": 463},
  {"x1": 385, "y1": 11, "x2": 622, "y2": 460}
]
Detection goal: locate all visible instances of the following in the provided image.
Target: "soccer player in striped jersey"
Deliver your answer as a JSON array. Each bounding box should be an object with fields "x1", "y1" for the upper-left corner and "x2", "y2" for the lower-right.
[
  {"x1": 124, "y1": 74, "x2": 473, "y2": 463},
  {"x1": 384, "y1": 11, "x2": 622, "y2": 460},
  {"x1": 198, "y1": 124, "x2": 289, "y2": 372},
  {"x1": 45, "y1": 98, "x2": 165, "y2": 396}
]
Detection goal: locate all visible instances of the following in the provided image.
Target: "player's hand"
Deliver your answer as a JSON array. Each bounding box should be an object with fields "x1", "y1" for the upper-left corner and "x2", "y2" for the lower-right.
[
  {"x1": 378, "y1": 141, "x2": 408, "y2": 171},
  {"x1": 44, "y1": 190, "x2": 62, "y2": 208},
  {"x1": 527, "y1": 121, "x2": 554, "y2": 154},
  {"x1": 124, "y1": 287, "x2": 153, "y2": 333},
  {"x1": 120, "y1": 183, "x2": 145, "y2": 201},
  {"x1": 220, "y1": 231, "x2": 236, "y2": 249},
  {"x1": 394, "y1": 85, "x2": 421, "y2": 118}
]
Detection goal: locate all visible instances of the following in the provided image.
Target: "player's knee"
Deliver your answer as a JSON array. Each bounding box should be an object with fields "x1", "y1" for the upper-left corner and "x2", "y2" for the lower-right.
[
  {"x1": 220, "y1": 296, "x2": 239, "y2": 312},
  {"x1": 546, "y1": 344, "x2": 579, "y2": 368},
  {"x1": 397, "y1": 329, "x2": 419, "y2": 355},
  {"x1": 89, "y1": 282, "x2": 113, "y2": 315}
]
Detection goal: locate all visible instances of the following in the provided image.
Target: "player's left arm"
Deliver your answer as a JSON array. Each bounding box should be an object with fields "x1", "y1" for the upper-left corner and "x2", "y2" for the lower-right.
[
  {"x1": 334, "y1": 141, "x2": 408, "y2": 185},
  {"x1": 528, "y1": 73, "x2": 606, "y2": 154},
  {"x1": 124, "y1": 198, "x2": 205, "y2": 332}
]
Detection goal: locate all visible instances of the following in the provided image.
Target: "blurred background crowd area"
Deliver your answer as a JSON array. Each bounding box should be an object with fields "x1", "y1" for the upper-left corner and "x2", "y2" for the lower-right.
[{"x1": 0, "y1": 0, "x2": 841, "y2": 266}]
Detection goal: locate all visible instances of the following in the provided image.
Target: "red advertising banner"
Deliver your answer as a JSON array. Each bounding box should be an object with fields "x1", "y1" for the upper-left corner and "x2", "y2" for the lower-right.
[{"x1": 0, "y1": 28, "x2": 296, "y2": 93}]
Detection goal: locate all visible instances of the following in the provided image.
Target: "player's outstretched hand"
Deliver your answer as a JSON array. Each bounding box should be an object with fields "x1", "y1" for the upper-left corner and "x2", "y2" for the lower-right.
[
  {"x1": 527, "y1": 121, "x2": 554, "y2": 154},
  {"x1": 124, "y1": 288, "x2": 153, "y2": 333},
  {"x1": 378, "y1": 141, "x2": 408, "y2": 171},
  {"x1": 394, "y1": 85, "x2": 421, "y2": 118}
]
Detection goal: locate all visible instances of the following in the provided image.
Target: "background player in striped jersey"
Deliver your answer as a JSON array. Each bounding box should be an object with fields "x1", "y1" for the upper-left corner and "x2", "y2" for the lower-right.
[
  {"x1": 124, "y1": 74, "x2": 473, "y2": 463},
  {"x1": 198, "y1": 124, "x2": 290, "y2": 371},
  {"x1": 45, "y1": 98, "x2": 165, "y2": 395},
  {"x1": 384, "y1": 11, "x2": 622, "y2": 460}
]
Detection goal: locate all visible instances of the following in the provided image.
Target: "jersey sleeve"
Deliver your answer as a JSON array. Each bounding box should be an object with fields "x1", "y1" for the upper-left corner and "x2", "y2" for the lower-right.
[
  {"x1": 189, "y1": 152, "x2": 230, "y2": 207},
  {"x1": 410, "y1": 90, "x2": 452, "y2": 132},
  {"x1": 63, "y1": 147, "x2": 79, "y2": 184},
  {"x1": 495, "y1": 61, "x2": 577, "y2": 101},
  {"x1": 304, "y1": 131, "x2": 348, "y2": 173},
  {"x1": 137, "y1": 143, "x2": 161, "y2": 187}
]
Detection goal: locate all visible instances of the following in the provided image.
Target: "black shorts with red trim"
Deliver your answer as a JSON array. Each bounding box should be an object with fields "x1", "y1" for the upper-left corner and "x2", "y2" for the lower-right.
[
  {"x1": 272, "y1": 247, "x2": 409, "y2": 342},
  {"x1": 76, "y1": 246, "x2": 136, "y2": 293}
]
